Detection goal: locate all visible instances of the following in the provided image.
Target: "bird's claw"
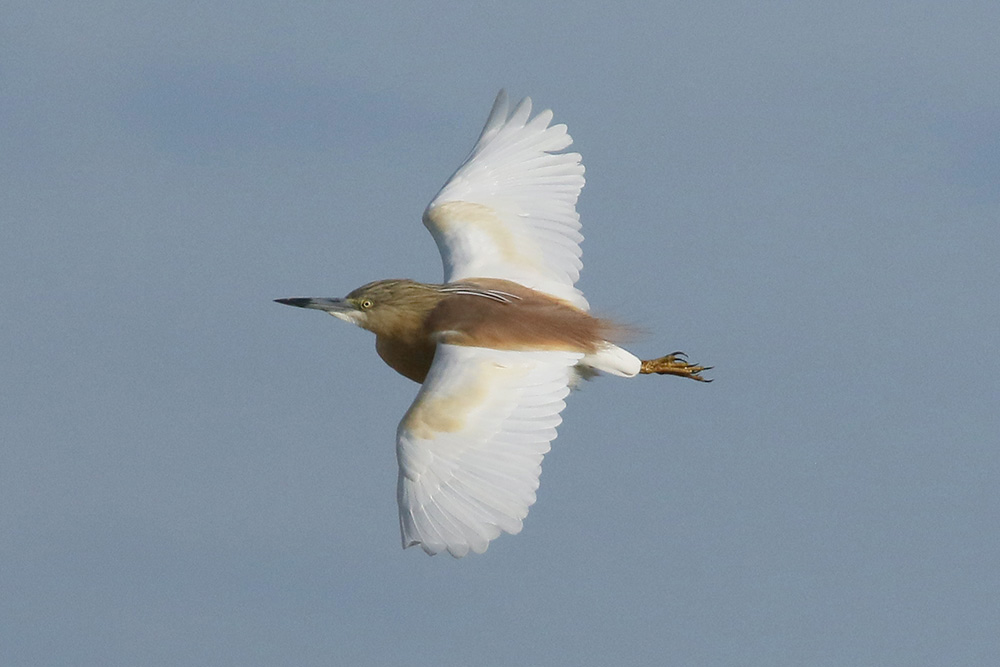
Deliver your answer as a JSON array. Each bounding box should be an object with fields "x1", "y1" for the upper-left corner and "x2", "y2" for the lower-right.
[{"x1": 639, "y1": 353, "x2": 713, "y2": 382}]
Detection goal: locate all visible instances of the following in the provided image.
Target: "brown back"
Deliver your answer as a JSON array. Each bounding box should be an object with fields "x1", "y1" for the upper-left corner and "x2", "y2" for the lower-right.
[{"x1": 426, "y1": 278, "x2": 622, "y2": 353}]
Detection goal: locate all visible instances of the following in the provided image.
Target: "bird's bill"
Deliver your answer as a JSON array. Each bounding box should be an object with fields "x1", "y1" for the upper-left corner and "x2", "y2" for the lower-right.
[{"x1": 274, "y1": 297, "x2": 354, "y2": 313}]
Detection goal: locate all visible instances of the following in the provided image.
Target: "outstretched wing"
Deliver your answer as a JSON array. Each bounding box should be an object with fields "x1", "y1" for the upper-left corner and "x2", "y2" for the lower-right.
[
  {"x1": 396, "y1": 344, "x2": 582, "y2": 557},
  {"x1": 423, "y1": 91, "x2": 588, "y2": 310}
]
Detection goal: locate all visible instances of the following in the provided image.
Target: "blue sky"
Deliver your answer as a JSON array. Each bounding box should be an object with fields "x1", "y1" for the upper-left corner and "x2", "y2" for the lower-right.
[{"x1": 3, "y1": 2, "x2": 998, "y2": 665}]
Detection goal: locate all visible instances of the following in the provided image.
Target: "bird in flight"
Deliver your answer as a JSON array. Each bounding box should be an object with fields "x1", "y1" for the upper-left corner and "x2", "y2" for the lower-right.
[{"x1": 277, "y1": 91, "x2": 711, "y2": 557}]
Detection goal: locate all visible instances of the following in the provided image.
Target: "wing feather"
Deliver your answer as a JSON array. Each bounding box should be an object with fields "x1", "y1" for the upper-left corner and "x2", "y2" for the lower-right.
[
  {"x1": 423, "y1": 91, "x2": 588, "y2": 310},
  {"x1": 396, "y1": 344, "x2": 581, "y2": 557}
]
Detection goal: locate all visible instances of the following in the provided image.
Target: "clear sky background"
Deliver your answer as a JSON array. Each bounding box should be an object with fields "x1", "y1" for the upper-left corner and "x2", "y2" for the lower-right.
[{"x1": 3, "y1": 2, "x2": 998, "y2": 665}]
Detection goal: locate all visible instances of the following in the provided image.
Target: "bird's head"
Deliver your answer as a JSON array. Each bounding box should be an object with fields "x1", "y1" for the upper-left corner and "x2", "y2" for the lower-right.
[{"x1": 276, "y1": 279, "x2": 442, "y2": 337}]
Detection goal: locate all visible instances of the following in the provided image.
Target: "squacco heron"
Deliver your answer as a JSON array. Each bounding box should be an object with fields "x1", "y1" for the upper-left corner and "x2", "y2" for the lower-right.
[{"x1": 277, "y1": 91, "x2": 711, "y2": 558}]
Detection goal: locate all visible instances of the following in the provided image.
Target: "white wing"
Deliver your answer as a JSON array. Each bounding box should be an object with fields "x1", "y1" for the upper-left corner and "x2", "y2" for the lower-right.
[
  {"x1": 423, "y1": 90, "x2": 589, "y2": 310},
  {"x1": 396, "y1": 344, "x2": 582, "y2": 557}
]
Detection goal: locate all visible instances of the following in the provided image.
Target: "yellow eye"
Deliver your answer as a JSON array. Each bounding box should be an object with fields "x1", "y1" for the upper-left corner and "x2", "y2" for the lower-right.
[{"x1": 360, "y1": 299, "x2": 374, "y2": 310}]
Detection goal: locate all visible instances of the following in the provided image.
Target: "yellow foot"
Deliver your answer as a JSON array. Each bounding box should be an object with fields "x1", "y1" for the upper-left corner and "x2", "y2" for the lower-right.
[{"x1": 639, "y1": 352, "x2": 713, "y2": 382}]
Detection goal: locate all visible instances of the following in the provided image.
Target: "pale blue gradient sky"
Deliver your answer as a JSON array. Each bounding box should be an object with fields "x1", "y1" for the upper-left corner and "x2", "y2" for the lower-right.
[{"x1": 2, "y1": 2, "x2": 998, "y2": 665}]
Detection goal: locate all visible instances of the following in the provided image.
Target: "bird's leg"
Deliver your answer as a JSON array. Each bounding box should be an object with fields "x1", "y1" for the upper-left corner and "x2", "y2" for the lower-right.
[{"x1": 639, "y1": 352, "x2": 713, "y2": 382}]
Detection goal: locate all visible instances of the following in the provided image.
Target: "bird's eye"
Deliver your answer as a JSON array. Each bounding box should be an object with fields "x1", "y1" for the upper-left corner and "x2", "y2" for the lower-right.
[{"x1": 360, "y1": 299, "x2": 374, "y2": 310}]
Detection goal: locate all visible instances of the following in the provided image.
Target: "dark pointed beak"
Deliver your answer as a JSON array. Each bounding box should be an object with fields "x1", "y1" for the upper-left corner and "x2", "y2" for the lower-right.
[{"x1": 274, "y1": 297, "x2": 353, "y2": 313}]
